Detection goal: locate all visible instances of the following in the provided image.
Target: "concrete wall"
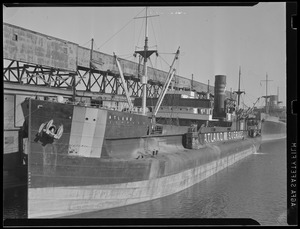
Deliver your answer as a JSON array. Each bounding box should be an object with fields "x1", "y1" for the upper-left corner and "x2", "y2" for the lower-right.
[
  {"x1": 3, "y1": 23, "x2": 235, "y2": 98},
  {"x1": 3, "y1": 23, "x2": 77, "y2": 72}
]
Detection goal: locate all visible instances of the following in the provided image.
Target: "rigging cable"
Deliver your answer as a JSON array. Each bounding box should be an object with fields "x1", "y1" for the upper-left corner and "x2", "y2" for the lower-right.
[
  {"x1": 133, "y1": 12, "x2": 136, "y2": 54},
  {"x1": 159, "y1": 55, "x2": 163, "y2": 73},
  {"x1": 93, "y1": 40, "x2": 100, "y2": 52},
  {"x1": 97, "y1": 8, "x2": 145, "y2": 51},
  {"x1": 135, "y1": 19, "x2": 144, "y2": 51},
  {"x1": 154, "y1": 52, "x2": 158, "y2": 70},
  {"x1": 150, "y1": 14, "x2": 158, "y2": 47},
  {"x1": 157, "y1": 11, "x2": 166, "y2": 58},
  {"x1": 79, "y1": 39, "x2": 91, "y2": 48},
  {"x1": 158, "y1": 54, "x2": 172, "y2": 70}
]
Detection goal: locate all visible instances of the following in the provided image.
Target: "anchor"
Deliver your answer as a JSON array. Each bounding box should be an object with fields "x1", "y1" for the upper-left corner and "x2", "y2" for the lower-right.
[{"x1": 34, "y1": 119, "x2": 63, "y2": 146}]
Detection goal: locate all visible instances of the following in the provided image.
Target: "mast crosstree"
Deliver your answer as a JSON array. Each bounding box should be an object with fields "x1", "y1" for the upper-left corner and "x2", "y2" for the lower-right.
[
  {"x1": 233, "y1": 66, "x2": 245, "y2": 111},
  {"x1": 260, "y1": 73, "x2": 273, "y2": 114},
  {"x1": 134, "y1": 7, "x2": 159, "y2": 115}
]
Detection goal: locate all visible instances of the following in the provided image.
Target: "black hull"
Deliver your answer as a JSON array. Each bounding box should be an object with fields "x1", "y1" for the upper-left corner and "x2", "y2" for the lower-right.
[{"x1": 21, "y1": 99, "x2": 262, "y2": 218}]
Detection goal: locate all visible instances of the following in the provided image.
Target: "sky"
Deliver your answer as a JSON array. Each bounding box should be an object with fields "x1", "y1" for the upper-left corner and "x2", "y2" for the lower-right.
[{"x1": 3, "y1": 3, "x2": 287, "y2": 107}]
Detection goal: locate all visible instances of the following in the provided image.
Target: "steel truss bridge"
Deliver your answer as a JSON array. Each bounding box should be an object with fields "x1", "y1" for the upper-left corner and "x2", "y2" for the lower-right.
[{"x1": 4, "y1": 60, "x2": 164, "y2": 102}]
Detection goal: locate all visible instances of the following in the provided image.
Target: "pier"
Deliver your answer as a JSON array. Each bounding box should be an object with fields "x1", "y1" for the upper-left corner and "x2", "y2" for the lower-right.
[
  {"x1": 3, "y1": 22, "x2": 236, "y2": 189},
  {"x1": 4, "y1": 22, "x2": 235, "y2": 100}
]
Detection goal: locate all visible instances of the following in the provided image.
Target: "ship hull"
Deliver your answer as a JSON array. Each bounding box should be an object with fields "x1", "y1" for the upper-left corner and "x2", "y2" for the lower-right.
[
  {"x1": 22, "y1": 99, "x2": 261, "y2": 218},
  {"x1": 261, "y1": 114, "x2": 286, "y2": 141},
  {"x1": 27, "y1": 138, "x2": 260, "y2": 218}
]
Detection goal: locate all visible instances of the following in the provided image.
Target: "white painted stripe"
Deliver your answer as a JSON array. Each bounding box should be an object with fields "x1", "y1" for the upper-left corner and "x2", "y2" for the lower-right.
[
  {"x1": 69, "y1": 107, "x2": 108, "y2": 158},
  {"x1": 68, "y1": 106, "x2": 85, "y2": 156},
  {"x1": 79, "y1": 108, "x2": 98, "y2": 157},
  {"x1": 90, "y1": 109, "x2": 107, "y2": 158}
]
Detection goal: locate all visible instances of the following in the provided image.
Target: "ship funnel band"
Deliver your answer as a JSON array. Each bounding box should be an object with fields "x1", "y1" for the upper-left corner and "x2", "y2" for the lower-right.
[{"x1": 213, "y1": 75, "x2": 227, "y2": 119}]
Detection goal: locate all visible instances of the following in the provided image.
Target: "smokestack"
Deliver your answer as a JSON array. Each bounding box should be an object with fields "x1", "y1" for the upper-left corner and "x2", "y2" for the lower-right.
[
  {"x1": 213, "y1": 75, "x2": 227, "y2": 119},
  {"x1": 207, "y1": 80, "x2": 210, "y2": 99},
  {"x1": 270, "y1": 95, "x2": 278, "y2": 107}
]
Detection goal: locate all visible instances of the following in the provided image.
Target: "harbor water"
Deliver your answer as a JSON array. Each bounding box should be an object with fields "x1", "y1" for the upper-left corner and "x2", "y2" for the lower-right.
[{"x1": 3, "y1": 138, "x2": 287, "y2": 226}]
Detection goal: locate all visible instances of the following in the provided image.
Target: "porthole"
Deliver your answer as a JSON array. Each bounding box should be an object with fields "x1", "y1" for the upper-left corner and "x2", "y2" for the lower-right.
[{"x1": 13, "y1": 34, "x2": 18, "y2": 41}]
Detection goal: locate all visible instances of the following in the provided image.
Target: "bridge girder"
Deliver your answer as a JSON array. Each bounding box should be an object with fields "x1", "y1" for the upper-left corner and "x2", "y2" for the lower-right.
[{"x1": 3, "y1": 60, "x2": 163, "y2": 99}]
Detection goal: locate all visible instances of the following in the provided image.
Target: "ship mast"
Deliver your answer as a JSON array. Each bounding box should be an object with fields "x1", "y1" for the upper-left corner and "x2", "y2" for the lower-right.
[
  {"x1": 233, "y1": 66, "x2": 245, "y2": 130},
  {"x1": 233, "y1": 66, "x2": 245, "y2": 111},
  {"x1": 88, "y1": 38, "x2": 94, "y2": 91},
  {"x1": 207, "y1": 80, "x2": 210, "y2": 99},
  {"x1": 265, "y1": 73, "x2": 268, "y2": 112},
  {"x1": 277, "y1": 86, "x2": 282, "y2": 105},
  {"x1": 260, "y1": 73, "x2": 273, "y2": 114},
  {"x1": 134, "y1": 7, "x2": 158, "y2": 115},
  {"x1": 72, "y1": 73, "x2": 76, "y2": 102}
]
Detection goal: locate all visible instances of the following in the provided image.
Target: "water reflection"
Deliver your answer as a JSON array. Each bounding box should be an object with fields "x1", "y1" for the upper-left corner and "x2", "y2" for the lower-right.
[{"x1": 70, "y1": 139, "x2": 287, "y2": 226}]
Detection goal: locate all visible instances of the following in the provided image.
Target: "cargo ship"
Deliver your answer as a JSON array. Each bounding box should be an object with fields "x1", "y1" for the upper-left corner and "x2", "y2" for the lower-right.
[
  {"x1": 253, "y1": 83, "x2": 287, "y2": 141},
  {"x1": 21, "y1": 74, "x2": 262, "y2": 218},
  {"x1": 17, "y1": 8, "x2": 264, "y2": 218}
]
